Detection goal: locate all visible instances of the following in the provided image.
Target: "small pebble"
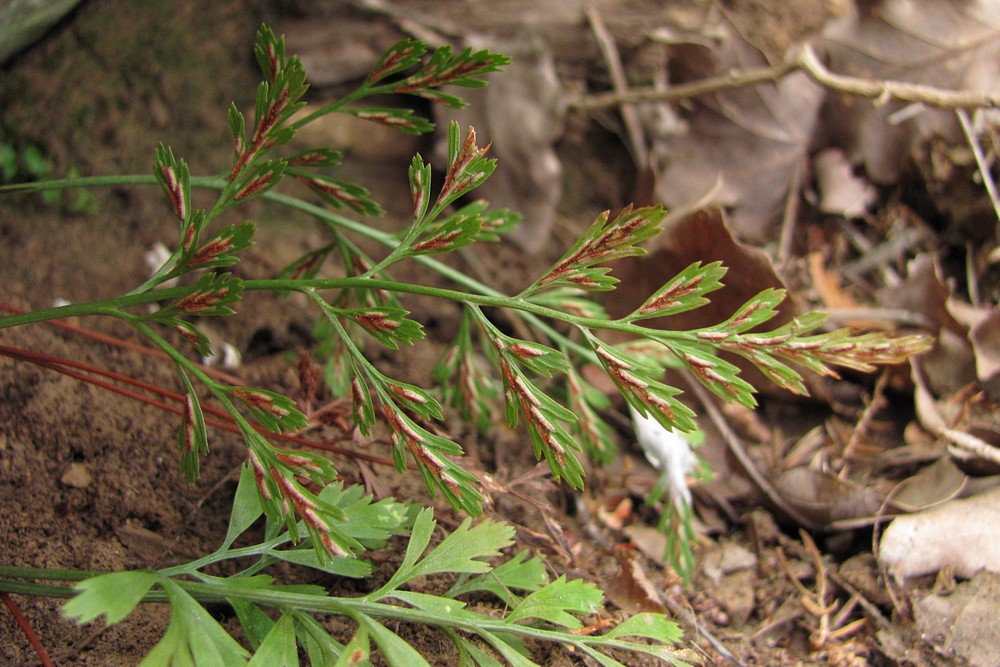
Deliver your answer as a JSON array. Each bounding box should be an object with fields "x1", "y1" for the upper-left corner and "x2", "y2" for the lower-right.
[{"x1": 60, "y1": 462, "x2": 93, "y2": 489}]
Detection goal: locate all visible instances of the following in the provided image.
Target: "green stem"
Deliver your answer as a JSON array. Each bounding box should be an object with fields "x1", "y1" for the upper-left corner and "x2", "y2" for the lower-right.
[
  {"x1": 0, "y1": 175, "x2": 627, "y2": 360},
  {"x1": 288, "y1": 81, "x2": 400, "y2": 130},
  {"x1": 0, "y1": 566, "x2": 100, "y2": 582},
  {"x1": 158, "y1": 534, "x2": 293, "y2": 579},
  {"x1": 0, "y1": 174, "x2": 158, "y2": 193},
  {"x1": 254, "y1": 278, "x2": 685, "y2": 343},
  {"x1": 0, "y1": 571, "x2": 666, "y2": 657},
  {"x1": 0, "y1": 287, "x2": 192, "y2": 330}
]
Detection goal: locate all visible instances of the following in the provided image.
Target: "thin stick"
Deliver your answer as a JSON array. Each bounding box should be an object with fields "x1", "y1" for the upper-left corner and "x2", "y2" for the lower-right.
[
  {"x1": 585, "y1": 7, "x2": 648, "y2": 168},
  {"x1": 0, "y1": 344, "x2": 398, "y2": 467},
  {"x1": 839, "y1": 370, "x2": 889, "y2": 476},
  {"x1": 655, "y1": 591, "x2": 747, "y2": 667},
  {"x1": 777, "y1": 159, "x2": 803, "y2": 266},
  {"x1": 912, "y1": 358, "x2": 1000, "y2": 466},
  {"x1": 0, "y1": 301, "x2": 245, "y2": 387},
  {"x1": 956, "y1": 109, "x2": 1000, "y2": 239},
  {"x1": 1, "y1": 593, "x2": 55, "y2": 667},
  {"x1": 681, "y1": 371, "x2": 820, "y2": 530},
  {"x1": 572, "y1": 44, "x2": 1000, "y2": 111}
]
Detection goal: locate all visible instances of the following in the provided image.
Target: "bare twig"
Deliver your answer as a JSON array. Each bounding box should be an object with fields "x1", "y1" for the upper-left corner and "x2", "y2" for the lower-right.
[
  {"x1": 682, "y1": 371, "x2": 820, "y2": 530},
  {"x1": 912, "y1": 358, "x2": 1000, "y2": 466},
  {"x1": 777, "y1": 159, "x2": 803, "y2": 266},
  {"x1": 778, "y1": 530, "x2": 866, "y2": 650},
  {"x1": 839, "y1": 370, "x2": 890, "y2": 474},
  {"x1": 586, "y1": 7, "x2": 648, "y2": 168},
  {"x1": 966, "y1": 241, "x2": 983, "y2": 307},
  {"x1": 655, "y1": 590, "x2": 747, "y2": 667},
  {"x1": 572, "y1": 43, "x2": 1000, "y2": 112},
  {"x1": 840, "y1": 223, "x2": 929, "y2": 285},
  {"x1": 956, "y1": 109, "x2": 1000, "y2": 239}
]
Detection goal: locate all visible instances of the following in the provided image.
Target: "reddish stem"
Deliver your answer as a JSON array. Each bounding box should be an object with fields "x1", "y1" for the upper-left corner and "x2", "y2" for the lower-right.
[
  {"x1": 0, "y1": 302, "x2": 244, "y2": 386},
  {"x1": 0, "y1": 343, "x2": 396, "y2": 468},
  {"x1": 1, "y1": 593, "x2": 55, "y2": 667}
]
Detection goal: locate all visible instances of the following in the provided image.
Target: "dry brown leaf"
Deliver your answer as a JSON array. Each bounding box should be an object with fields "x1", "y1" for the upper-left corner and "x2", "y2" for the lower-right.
[
  {"x1": 597, "y1": 496, "x2": 633, "y2": 531},
  {"x1": 622, "y1": 524, "x2": 669, "y2": 567},
  {"x1": 774, "y1": 466, "x2": 884, "y2": 524},
  {"x1": 435, "y1": 33, "x2": 564, "y2": 254},
  {"x1": 914, "y1": 571, "x2": 1000, "y2": 667},
  {"x1": 813, "y1": 147, "x2": 877, "y2": 218},
  {"x1": 891, "y1": 457, "x2": 968, "y2": 512},
  {"x1": 651, "y1": 28, "x2": 823, "y2": 242},
  {"x1": 817, "y1": 0, "x2": 1000, "y2": 183},
  {"x1": 950, "y1": 301, "x2": 1000, "y2": 397},
  {"x1": 809, "y1": 251, "x2": 860, "y2": 311},
  {"x1": 878, "y1": 254, "x2": 976, "y2": 393},
  {"x1": 610, "y1": 207, "x2": 825, "y2": 399},
  {"x1": 604, "y1": 545, "x2": 668, "y2": 616},
  {"x1": 879, "y1": 486, "x2": 1000, "y2": 582}
]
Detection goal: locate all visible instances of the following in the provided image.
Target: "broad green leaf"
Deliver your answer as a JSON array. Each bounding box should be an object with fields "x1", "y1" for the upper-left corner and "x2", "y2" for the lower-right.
[
  {"x1": 354, "y1": 614, "x2": 433, "y2": 667},
  {"x1": 141, "y1": 579, "x2": 250, "y2": 667},
  {"x1": 230, "y1": 599, "x2": 274, "y2": 651},
  {"x1": 222, "y1": 463, "x2": 265, "y2": 549},
  {"x1": 267, "y1": 547, "x2": 373, "y2": 578},
  {"x1": 317, "y1": 482, "x2": 411, "y2": 547},
  {"x1": 574, "y1": 645, "x2": 627, "y2": 667},
  {"x1": 408, "y1": 517, "x2": 514, "y2": 580},
  {"x1": 476, "y1": 629, "x2": 537, "y2": 667},
  {"x1": 388, "y1": 591, "x2": 482, "y2": 622},
  {"x1": 451, "y1": 632, "x2": 504, "y2": 667},
  {"x1": 63, "y1": 571, "x2": 157, "y2": 625},
  {"x1": 376, "y1": 507, "x2": 436, "y2": 595},
  {"x1": 505, "y1": 576, "x2": 603, "y2": 628},
  {"x1": 295, "y1": 612, "x2": 346, "y2": 665},
  {"x1": 603, "y1": 612, "x2": 682, "y2": 644},
  {"x1": 247, "y1": 613, "x2": 298, "y2": 666},
  {"x1": 447, "y1": 551, "x2": 548, "y2": 603},
  {"x1": 333, "y1": 627, "x2": 371, "y2": 666}
]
